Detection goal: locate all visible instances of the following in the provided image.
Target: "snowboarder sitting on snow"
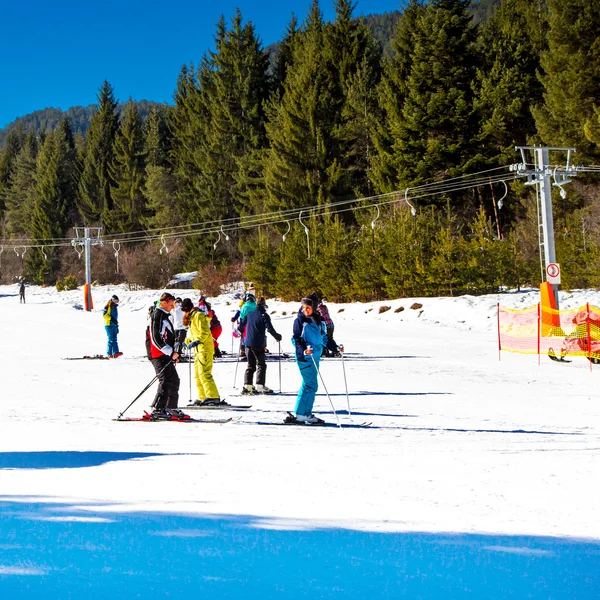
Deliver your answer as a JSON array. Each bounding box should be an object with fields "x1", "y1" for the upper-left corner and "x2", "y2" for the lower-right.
[
  {"x1": 286, "y1": 296, "x2": 328, "y2": 424},
  {"x1": 238, "y1": 297, "x2": 282, "y2": 395},
  {"x1": 146, "y1": 292, "x2": 186, "y2": 420},
  {"x1": 103, "y1": 295, "x2": 122, "y2": 358},
  {"x1": 183, "y1": 298, "x2": 223, "y2": 406}
]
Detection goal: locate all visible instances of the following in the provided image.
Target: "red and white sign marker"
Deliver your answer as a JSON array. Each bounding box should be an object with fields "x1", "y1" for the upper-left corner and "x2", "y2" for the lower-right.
[{"x1": 546, "y1": 263, "x2": 561, "y2": 284}]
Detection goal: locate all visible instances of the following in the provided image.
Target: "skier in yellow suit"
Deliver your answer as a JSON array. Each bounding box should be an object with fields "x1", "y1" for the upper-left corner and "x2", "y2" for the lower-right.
[{"x1": 182, "y1": 298, "x2": 222, "y2": 406}]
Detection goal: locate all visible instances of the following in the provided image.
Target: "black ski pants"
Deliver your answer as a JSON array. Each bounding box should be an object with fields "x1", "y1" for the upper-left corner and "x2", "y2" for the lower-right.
[
  {"x1": 244, "y1": 347, "x2": 266, "y2": 386},
  {"x1": 326, "y1": 326, "x2": 338, "y2": 355},
  {"x1": 150, "y1": 355, "x2": 180, "y2": 409}
]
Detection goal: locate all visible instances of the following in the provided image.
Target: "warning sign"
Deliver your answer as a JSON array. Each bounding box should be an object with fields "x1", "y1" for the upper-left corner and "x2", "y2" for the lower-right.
[{"x1": 546, "y1": 263, "x2": 561, "y2": 284}]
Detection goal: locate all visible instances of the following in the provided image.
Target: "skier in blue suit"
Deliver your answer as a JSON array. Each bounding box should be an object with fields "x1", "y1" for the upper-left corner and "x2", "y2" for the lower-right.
[{"x1": 286, "y1": 297, "x2": 328, "y2": 424}]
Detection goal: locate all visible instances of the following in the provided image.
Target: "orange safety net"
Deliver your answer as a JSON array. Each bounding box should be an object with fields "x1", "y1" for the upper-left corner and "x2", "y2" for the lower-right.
[{"x1": 498, "y1": 303, "x2": 600, "y2": 359}]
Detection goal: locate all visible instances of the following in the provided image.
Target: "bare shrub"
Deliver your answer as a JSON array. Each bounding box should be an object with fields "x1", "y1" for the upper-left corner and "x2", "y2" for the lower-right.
[
  {"x1": 410, "y1": 302, "x2": 423, "y2": 310},
  {"x1": 395, "y1": 306, "x2": 405, "y2": 313},
  {"x1": 120, "y1": 241, "x2": 184, "y2": 289},
  {"x1": 379, "y1": 305, "x2": 391, "y2": 314},
  {"x1": 193, "y1": 261, "x2": 246, "y2": 298},
  {"x1": 0, "y1": 251, "x2": 27, "y2": 284}
]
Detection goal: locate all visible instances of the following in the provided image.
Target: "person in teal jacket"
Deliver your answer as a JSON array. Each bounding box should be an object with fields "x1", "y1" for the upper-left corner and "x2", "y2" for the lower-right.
[
  {"x1": 286, "y1": 296, "x2": 328, "y2": 424},
  {"x1": 234, "y1": 294, "x2": 257, "y2": 359}
]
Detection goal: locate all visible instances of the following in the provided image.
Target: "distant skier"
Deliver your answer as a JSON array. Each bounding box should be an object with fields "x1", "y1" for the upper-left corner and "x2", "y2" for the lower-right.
[
  {"x1": 238, "y1": 297, "x2": 282, "y2": 395},
  {"x1": 286, "y1": 296, "x2": 328, "y2": 424},
  {"x1": 146, "y1": 292, "x2": 185, "y2": 420},
  {"x1": 183, "y1": 298, "x2": 222, "y2": 406},
  {"x1": 171, "y1": 297, "x2": 187, "y2": 356},
  {"x1": 18, "y1": 280, "x2": 26, "y2": 304},
  {"x1": 317, "y1": 298, "x2": 341, "y2": 357},
  {"x1": 103, "y1": 295, "x2": 122, "y2": 358}
]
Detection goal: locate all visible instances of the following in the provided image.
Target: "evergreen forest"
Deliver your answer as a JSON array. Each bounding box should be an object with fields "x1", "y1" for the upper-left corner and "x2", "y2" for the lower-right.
[{"x1": 1, "y1": 0, "x2": 600, "y2": 301}]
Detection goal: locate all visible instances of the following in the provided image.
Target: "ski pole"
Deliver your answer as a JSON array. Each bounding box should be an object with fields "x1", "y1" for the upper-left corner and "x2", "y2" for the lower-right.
[
  {"x1": 233, "y1": 335, "x2": 242, "y2": 387},
  {"x1": 339, "y1": 344, "x2": 351, "y2": 417},
  {"x1": 309, "y1": 351, "x2": 341, "y2": 427},
  {"x1": 188, "y1": 346, "x2": 193, "y2": 405},
  {"x1": 116, "y1": 359, "x2": 172, "y2": 419},
  {"x1": 278, "y1": 340, "x2": 282, "y2": 393}
]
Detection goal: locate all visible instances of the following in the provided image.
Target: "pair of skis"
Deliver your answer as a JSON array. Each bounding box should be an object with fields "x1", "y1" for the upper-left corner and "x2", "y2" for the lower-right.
[
  {"x1": 114, "y1": 410, "x2": 237, "y2": 424},
  {"x1": 114, "y1": 400, "x2": 251, "y2": 424}
]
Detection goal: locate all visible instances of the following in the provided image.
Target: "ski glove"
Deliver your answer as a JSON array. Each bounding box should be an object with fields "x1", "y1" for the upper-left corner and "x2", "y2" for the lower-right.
[
  {"x1": 187, "y1": 340, "x2": 200, "y2": 349},
  {"x1": 274, "y1": 333, "x2": 282, "y2": 342}
]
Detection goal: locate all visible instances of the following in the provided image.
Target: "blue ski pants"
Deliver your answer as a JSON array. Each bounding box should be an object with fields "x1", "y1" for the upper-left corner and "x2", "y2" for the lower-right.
[
  {"x1": 294, "y1": 353, "x2": 320, "y2": 417},
  {"x1": 105, "y1": 324, "x2": 119, "y2": 356}
]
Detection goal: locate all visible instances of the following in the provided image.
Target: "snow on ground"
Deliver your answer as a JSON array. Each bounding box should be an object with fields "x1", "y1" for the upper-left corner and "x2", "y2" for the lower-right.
[{"x1": 0, "y1": 283, "x2": 599, "y2": 599}]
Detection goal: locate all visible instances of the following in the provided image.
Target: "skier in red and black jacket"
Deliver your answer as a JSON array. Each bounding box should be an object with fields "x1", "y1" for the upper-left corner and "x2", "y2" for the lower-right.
[{"x1": 145, "y1": 292, "x2": 185, "y2": 420}]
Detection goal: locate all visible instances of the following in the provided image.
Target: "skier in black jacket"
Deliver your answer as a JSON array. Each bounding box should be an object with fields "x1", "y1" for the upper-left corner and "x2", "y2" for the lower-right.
[
  {"x1": 238, "y1": 297, "x2": 282, "y2": 394},
  {"x1": 146, "y1": 292, "x2": 186, "y2": 420}
]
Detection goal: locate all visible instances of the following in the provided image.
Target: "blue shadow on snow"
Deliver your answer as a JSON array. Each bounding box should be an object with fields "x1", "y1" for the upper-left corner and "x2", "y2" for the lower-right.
[
  {"x1": 0, "y1": 497, "x2": 598, "y2": 599},
  {"x1": 0, "y1": 451, "x2": 169, "y2": 470}
]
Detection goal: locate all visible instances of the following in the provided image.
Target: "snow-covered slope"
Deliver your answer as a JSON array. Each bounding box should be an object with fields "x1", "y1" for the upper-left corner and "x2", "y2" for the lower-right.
[{"x1": 0, "y1": 284, "x2": 598, "y2": 599}]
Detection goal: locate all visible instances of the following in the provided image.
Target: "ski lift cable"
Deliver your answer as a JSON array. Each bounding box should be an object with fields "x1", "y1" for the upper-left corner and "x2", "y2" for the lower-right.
[
  {"x1": 0, "y1": 168, "x2": 525, "y2": 250},
  {"x1": 99, "y1": 165, "x2": 516, "y2": 242}
]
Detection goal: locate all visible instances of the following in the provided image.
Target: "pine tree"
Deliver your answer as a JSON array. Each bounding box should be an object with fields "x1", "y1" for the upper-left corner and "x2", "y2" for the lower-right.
[
  {"x1": 170, "y1": 64, "x2": 205, "y2": 226},
  {"x1": 0, "y1": 129, "x2": 24, "y2": 226},
  {"x1": 314, "y1": 215, "x2": 353, "y2": 300},
  {"x1": 334, "y1": 56, "x2": 382, "y2": 199},
  {"x1": 379, "y1": 206, "x2": 428, "y2": 297},
  {"x1": 475, "y1": 0, "x2": 547, "y2": 166},
  {"x1": 264, "y1": 0, "x2": 339, "y2": 211},
  {"x1": 2, "y1": 132, "x2": 38, "y2": 238},
  {"x1": 171, "y1": 12, "x2": 270, "y2": 263},
  {"x1": 370, "y1": 0, "x2": 425, "y2": 193},
  {"x1": 109, "y1": 100, "x2": 147, "y2": 233},
  {"x1": 273, "y1": 222, "x2": 317, "y2": 299},
  {"x1": 244, "y1": 228, "x2": 280, "y2": 296},
  {"x1": 406, "y1": 0, "x2": 477, "y2": 185},
  {"x1": 272, "y1": 14, "x2": 300, "y2": 94},
  {"x1": 375, "y1": 0, "x2": 478, "y2": 190},
  {"x1": 349, "y1": 218, "x2": 385, "y2": 301},
  {"x1": 534, "y1": 0, "x2": 600, "y2": 159},
  {"x1": 27, "y1": 120, "x2": 78, "y2": 283},
  {"x1": 142, "y1": 106, "x2": 179, "y2": 230},
  {"x1": 326, "y1": 0, "x2": 383, "y2": 200},
  {"x1": 77, "y1": 81, "x2": 119, "y2": 225}
]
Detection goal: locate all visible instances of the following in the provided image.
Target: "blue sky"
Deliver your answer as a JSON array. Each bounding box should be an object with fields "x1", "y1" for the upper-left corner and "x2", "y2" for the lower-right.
[{"x1": 0, "y1": 0, "x2": 401, "y2": 129}]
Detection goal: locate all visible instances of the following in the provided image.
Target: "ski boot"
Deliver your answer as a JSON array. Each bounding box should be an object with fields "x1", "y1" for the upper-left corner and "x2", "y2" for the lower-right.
[
  {"x1": 201, "y1": 398, "x2": 226, "y2": 406},
  {"x1": 255, "y1": 384, "x2": 274, "y2": 395},
  {"x1": 167, "y1": 408, "x2": 190, "y2": 420},
  {"x1": 149, "y1": 408, "x2": 172, "y2": 421}
]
